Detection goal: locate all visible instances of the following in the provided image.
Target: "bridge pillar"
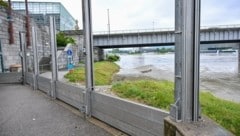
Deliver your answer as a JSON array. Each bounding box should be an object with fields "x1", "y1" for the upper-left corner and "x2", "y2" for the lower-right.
[{"x1": 94, "y1": 47, "x2": 104, "y2": 61}]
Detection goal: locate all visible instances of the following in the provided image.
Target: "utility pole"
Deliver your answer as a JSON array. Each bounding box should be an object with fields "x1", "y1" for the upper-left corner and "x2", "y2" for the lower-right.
[
  {"x1": 107, "y1": 9, "x2": 110, "y2": 34},
  {"x1": 152, "y1": 21, "x2": 155, "y2": 31}
]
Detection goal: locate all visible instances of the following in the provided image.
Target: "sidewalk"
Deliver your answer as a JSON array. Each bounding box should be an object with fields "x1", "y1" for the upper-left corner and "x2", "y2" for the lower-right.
[{"x1": 0, "y1": 84, "x2": 112, "y2": 136}]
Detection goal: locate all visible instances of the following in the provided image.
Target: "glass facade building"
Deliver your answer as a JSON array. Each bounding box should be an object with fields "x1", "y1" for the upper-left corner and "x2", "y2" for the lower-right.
[{"x1": 11, "y1": 1, "x2": 76, "y2": 30}]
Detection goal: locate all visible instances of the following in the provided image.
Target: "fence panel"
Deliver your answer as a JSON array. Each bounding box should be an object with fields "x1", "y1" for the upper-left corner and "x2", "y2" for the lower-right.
[
  {"x1": 37, "y1": 76, "x2": 51, "y2": 94},
  {"x1": 92, "y1": 92, "x2": 169, "y2": 136},
  {"x1": 0, "y1": 73, "x2": 22, "y2": 84},
  {"x1": 56, "y1": 81, "x2": 85, "y2": 109}
]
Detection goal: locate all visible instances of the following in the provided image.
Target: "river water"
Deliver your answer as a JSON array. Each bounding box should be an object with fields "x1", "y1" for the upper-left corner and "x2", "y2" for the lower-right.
[{"x1": 115, "y1": 53, "x2": 240, "y2": 102}]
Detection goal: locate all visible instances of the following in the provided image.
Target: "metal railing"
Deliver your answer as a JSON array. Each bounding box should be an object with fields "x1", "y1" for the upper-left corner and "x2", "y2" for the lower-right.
[
  {"x1": 93, "y1": 27, "x2": 174, "y2": 35},
  {"x1": 93, "y1": 24, "x2": 240, "y2": 35}
]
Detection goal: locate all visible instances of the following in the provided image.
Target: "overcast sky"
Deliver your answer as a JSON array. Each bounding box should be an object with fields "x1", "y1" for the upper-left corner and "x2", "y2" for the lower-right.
[{"x1": 14, "y1": 0, "x2": 240, "y2": 32}]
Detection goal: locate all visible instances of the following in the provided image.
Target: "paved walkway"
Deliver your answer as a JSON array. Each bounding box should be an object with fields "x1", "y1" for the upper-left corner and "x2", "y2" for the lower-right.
[{"x1": 0, "y1": 84, "x2": 112, "y2": 136}]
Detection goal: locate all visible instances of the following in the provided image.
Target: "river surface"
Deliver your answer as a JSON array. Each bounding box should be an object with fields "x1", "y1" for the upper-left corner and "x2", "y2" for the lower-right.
[{"x1": 115, "y1": 53, "x2": 240, "y2": 102}]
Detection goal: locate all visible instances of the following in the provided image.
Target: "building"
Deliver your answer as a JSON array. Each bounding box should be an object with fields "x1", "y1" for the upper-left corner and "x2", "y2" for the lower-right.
[{"x1": 11, "y1": 1, "x2": 76, "y2": 30}]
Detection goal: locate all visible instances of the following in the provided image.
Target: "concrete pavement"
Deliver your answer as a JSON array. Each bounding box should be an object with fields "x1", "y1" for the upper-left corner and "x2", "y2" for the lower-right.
[{"x1": 0, "y1": 84, "x2": 112, "y2": 136}]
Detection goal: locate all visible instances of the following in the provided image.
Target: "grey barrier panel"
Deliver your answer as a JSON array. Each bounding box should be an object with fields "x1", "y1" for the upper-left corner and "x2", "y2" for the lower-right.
[
  {"x1": 56, "y1": 81, "x2": 85, "y2": 109},
  {"x1": 0, "y1": 73, "x2": 22, "y2": 84},
  {"x1": 37, "y1": 76, "x2": 51, "y2": 94},
  {"x1": 91, "y1": 92, "x2": 169, "y2": 136},
  {"x1": 25, "y1": 72, "x2": 34, "y2": 86}
]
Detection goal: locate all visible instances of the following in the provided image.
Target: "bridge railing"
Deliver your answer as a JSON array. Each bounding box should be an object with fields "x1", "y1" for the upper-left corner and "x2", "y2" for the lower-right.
[
  {"x1": 201, "y1": 24, "x2": 240, "y2": 29},
  {"x1": 93, "y1": 24, "x2": 240, "y2": 35},
  {"x1": 93, "y1": 28, "x2": 175, "y2": 35}
]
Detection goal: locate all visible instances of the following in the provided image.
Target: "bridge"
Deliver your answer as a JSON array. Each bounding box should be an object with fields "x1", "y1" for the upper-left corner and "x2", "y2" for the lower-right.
[{"x1": 93, "y1": 25, "x2": 240, "y2": 48}]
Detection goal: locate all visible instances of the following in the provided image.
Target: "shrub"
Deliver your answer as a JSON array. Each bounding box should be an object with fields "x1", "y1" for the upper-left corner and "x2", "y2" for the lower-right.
[
  {"x1": 106, "y1": 54, "x2": 120, "y2": 62},
  {"x1": 57, "y1": 32, "x2": 76, "y2": 47}
]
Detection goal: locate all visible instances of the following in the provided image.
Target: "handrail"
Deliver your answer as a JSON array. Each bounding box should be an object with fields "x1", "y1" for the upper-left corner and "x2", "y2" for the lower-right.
[{"x1": 93, "y1": 24, "x2": 240, "y2": 35}]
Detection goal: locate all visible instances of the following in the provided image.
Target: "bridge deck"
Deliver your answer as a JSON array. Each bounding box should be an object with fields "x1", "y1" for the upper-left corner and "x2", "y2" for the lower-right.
[{"x1": 0, "y1": 84, "x2": 112, "y2": 136}]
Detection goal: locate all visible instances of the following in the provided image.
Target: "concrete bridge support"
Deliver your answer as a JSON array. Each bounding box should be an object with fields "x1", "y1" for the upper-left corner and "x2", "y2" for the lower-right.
[{"x1": 94, "y1": 47, "x2": 104, "y2": 61}]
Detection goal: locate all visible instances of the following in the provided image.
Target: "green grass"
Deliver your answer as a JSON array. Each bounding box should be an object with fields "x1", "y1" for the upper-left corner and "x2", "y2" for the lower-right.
[
  {"x1": 64, "y1": 61, "x2": 119, "y2": 85},
  {"x1": 112, "y1": 80, "x2": 174, "y2": 110},
  {"x1": 200, "y1": 92, "x2": 240, "y2": 135},
  {"x1": 111, "y1": 80, "x2": 240, "y2": 135}
]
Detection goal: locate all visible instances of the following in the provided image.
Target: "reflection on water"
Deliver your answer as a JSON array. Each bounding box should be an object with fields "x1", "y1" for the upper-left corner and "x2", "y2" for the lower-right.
[{"x1": 116, "y1": 52, "x2": 238, "y2": 75}]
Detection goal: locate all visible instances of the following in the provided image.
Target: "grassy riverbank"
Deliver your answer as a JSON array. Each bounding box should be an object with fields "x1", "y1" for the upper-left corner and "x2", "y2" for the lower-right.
[
  {"x1": 65, "y1": 62, "x2": 239, "y2": 135},
  {"x1": 111, "y1": 80, "x2": 240, "y2": 135},
  {"x1": 64, "y1": 61, "x2": 119, "y2": 85}
]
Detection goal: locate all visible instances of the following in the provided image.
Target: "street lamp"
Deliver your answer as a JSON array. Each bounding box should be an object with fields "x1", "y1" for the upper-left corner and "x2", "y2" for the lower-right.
[{"x1": 107, "y1": 9, "x2": 110, "y2": 34}]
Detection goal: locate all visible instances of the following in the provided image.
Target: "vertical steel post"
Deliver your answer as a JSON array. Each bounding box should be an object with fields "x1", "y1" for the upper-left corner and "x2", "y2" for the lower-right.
[
  {"x1": 0, "y1": 39, "x2": 4, "y2": 73},
  {"x1": 239, "y1": 44, "x2": 240, "y2": 74},
  {"x1": 32, "y1": 27, "x2": 39, "y2": 90},
  {"x1": 82, "y1": 0, "x2": 94, "y2": 116},
  {"x1": 237, "y1": 43, "x2": 240, "y2": 74},
  {"x1": 193, "y1": 0, "x2": 201, "y2": 121},
  {"x1": 19, "y1": 32, "x2": 27, "y2": 85},
  {"x1": 49, "y1": 16, "x2": 58, "y2": 99},
  {"x1": 172, "y1": 0, "x2": 201, "y2": 122}
]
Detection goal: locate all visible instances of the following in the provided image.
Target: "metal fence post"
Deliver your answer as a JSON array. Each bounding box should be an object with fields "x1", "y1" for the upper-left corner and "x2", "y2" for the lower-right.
[
  {"x1": 82, "y1": 0, "x2": 94, "y2": 117},
  {"x1": 19, "y1": 32, "x2": 27, "y2": 85},
  {"x1": 32, "y1": 27, "x2": 39, "y2": 90},
  {"x1": 171, "y1": 0, "x2": 201, "y2": 122},
  {"x1": 49, "y1": 16, "x2": 58, "y2": 99},
  {"x1": 239, "y1": 44, "x2": 240, "y2": 74},
  {"x1": 0, "y1": 40, "x2": 4, "y2": 73}
]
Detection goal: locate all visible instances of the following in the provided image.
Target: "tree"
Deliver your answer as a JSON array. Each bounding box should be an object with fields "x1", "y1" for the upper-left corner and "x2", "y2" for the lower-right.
[
  {"x1": 56, "y1": 32, "x2": 76, "y2": 47},
  {"x1": 0, "y1": 0, "x2": 8, "y2": 7}
]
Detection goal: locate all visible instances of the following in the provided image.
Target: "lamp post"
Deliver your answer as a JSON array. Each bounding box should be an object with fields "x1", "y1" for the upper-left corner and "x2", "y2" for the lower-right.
[
  {"x1": 152, "y1": 21, "x2": 155, "y2": 31},
  {"x1": 107, "y1": 9, "x2": 110, "y2": 34}
]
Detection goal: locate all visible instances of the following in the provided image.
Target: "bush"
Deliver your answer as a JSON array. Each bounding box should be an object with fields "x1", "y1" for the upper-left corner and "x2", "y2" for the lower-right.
[
  {"x1": 106, "y1": 54, "x2": 120, "y2": 62},
  {"x1": 57, "y1": 32, "x2": 76, "y2": 47}
]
